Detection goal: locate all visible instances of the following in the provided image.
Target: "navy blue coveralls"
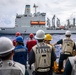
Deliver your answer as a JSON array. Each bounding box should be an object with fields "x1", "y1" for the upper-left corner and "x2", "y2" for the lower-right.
[{"x1": 13, "y1": 45, "x2": 27, "y2": 68}]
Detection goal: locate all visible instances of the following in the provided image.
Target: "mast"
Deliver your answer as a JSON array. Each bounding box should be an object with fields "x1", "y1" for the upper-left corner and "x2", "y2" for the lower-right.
[{"x1": 33, "y1": 4, "x2": 38, "y2": 14}]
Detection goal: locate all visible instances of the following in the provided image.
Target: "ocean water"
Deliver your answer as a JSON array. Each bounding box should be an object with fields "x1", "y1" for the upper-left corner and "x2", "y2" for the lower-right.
[{"x1": 0, "y1": 34, "x2": 76, "y2": 63}]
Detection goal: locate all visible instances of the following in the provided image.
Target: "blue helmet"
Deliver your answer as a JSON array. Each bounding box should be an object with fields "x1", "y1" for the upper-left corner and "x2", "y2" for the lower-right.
[{"x1": 16, "y1": 36, "x2": 23, "y2": 42}]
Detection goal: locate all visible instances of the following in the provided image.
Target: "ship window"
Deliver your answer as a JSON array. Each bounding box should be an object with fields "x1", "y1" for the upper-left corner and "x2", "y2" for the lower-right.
[
  {"x1": 16, "y1": 16, "x2": 21, "y2": 18},
  {"x1": 24, "y1": 15, "x2": 27, "y2": 17},
  {"x1": 41, "y1": 13, "x2": 46, "y2": 16},
  {"x1": 1, "y1": 28, "x2": 5, "y2": 30}
]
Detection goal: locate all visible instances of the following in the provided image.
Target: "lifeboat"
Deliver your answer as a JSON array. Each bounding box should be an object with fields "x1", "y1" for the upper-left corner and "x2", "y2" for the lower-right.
[
  {"x1": 31, "y1": 21, "x2": 46, "y2": 25},
  {"x1": 31, "y1": 21, "x2": 39, "y2": 25},
  {"x1": 39, "y1": 21, "x2": 46, "y2": 25}
]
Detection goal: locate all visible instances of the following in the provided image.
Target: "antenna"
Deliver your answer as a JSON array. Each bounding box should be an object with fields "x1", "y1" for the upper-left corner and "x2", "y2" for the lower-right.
[{"x1": 33, "y1": 4, "x2": 38, "y2": 14}]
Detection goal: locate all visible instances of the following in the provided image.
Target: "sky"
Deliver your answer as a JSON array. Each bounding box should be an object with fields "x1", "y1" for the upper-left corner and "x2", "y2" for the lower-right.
[{"x1": 0, "y1": 0, "x2": 76, "y2": 27}]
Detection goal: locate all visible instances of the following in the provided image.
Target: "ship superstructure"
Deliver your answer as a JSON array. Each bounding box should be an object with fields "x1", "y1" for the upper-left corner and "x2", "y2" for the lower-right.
[
  {"x1": 16, "y1": 4, "x2": 46, "y2": 28},
  {"x1": 0, "y1": 4, "x2": 76, "y2": 34}
]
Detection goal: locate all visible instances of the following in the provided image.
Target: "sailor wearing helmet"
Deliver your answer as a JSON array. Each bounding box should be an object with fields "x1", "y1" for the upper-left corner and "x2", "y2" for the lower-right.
[
  {"x1": 13, "y1": 36, "x2": 28, "y2": 69},
  {"x1": 54, "y1": 30, "x2": 76, "y2": 73},
  {"x1": 0, "y1": 37, "x2": 25, "y2": 75},
  {"x1": 12, "y1": 32, "x2": 21, "y2": 46},
  {"x1": 26, "y1": 33, "x2": 37, "y2": 70},
  {"x1": 29, "y1": 30, "x2": 56, "y2": 75}
]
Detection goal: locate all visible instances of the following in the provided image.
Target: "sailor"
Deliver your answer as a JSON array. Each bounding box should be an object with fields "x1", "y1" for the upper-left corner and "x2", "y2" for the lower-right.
[
  {"x1": 44, "y1": 34, "x2": 53, "y2": 45},
  {"x1": 13, "y1": 36, "x2": 28, "y2": 69},
  {"x1": 13, "y1": 32, "x2": 21, "y2": 46},
  {"x1": 63, "y1": 56, "x2": 76, "y2": 75},
  {"x1": 44, "y1": 34, "x2": 58, "y2": 73},
  {"x1": 54, "y1": 30, "x2": 76, "y2": 73},
  {"x1": 0, "y1": 37, "x2": 25, "y2": 75},
  {"x1": 26, "y1": 33, "x2": 37, "y2": 70},
  {"x1": 29, "y1": 30, "x2": 56, "y2": 75},
  {"x1": 44, "y1": 34, "x2": 55, "y2": 50}
]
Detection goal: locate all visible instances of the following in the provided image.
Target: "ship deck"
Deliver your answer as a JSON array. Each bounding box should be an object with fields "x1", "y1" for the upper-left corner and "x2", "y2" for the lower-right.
[{"x1": 27, "y1": 64, "x2": 63, "y2": 75}]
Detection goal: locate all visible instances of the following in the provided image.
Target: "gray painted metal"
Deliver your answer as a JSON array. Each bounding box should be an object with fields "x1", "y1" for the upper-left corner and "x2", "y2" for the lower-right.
[{"x1": 0, "y1": 4, "x2": 76, "y2": 35}]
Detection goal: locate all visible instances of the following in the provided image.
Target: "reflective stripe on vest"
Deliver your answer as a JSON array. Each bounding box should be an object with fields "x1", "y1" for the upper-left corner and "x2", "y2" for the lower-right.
[{"x1": 15, "y1": 49, "x2": 25, "y2": 52}]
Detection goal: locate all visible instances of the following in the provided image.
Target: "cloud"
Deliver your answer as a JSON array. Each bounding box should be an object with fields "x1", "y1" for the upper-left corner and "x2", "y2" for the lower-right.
[{"x1": 0, "y1": 0, "x2": 76, "y2": 27}]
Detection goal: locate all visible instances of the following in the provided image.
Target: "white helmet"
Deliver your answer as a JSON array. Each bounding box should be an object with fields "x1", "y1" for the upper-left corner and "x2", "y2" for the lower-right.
[
  {"x1": 0, "y1": 37, "x2": 15, "y2": 54},
  {"x1": 35, "y1": 30, "x2": 45, "y2": 39},
  {"x1": 65, "y1": 30, "x2": 71, "y2": 35}
]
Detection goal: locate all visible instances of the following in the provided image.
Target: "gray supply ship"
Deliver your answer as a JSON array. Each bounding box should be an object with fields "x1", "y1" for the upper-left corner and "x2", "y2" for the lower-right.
[{"x1": 0, "y1": 4, "x2": 76, "y2": 34}]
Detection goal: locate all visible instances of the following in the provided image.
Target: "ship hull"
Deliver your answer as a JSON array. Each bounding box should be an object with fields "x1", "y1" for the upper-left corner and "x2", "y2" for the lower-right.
[{"x1": 0, "y1": 27, "x2": 76, "y2": 34}]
